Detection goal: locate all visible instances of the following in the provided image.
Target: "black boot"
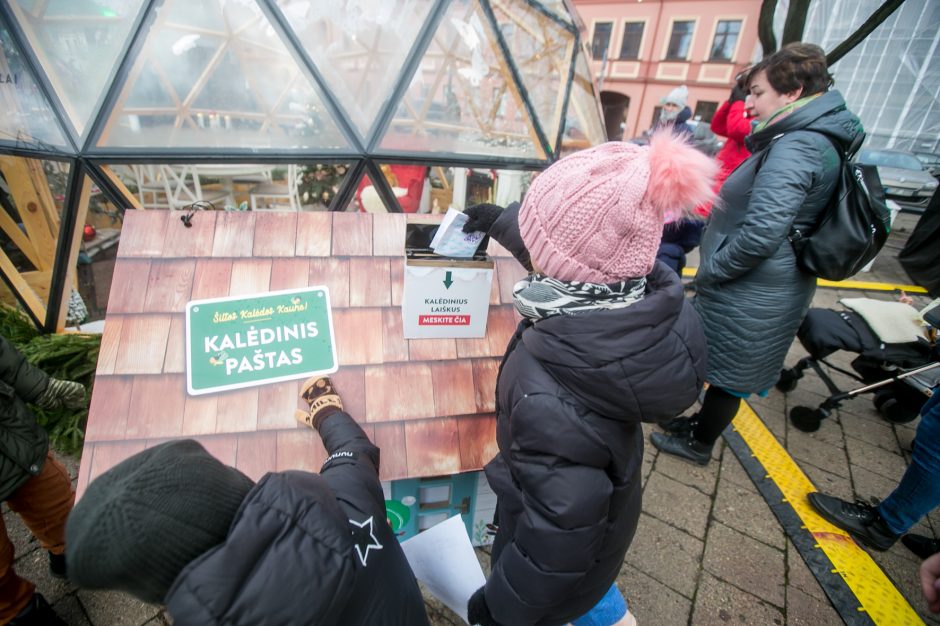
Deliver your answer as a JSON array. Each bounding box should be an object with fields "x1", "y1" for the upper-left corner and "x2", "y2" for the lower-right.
[
  {"x1": 650, "y1": 431, "x2": 712, "y2": 465},
  {"x1": 9, "y1": 593, "x2": 66, "y2": 626},
  {"x1": 901, "y1": 534, "x2": 940, "y2": 560},
  {"x1": 659, "y1": 413, "x2": 699, "y2": 436},
  {"x1": 807, "y1": 493, "x2": 898, "y2": 550},
  {"x1": 48, "y1": 551, "x2": 66, "y2": 579}
]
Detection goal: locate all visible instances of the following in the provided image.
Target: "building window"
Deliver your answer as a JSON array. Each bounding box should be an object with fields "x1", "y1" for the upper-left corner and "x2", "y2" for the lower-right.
[
  {"x1": 619, "y1": 22, "x2": 644, "y2": 60},
  {"x1": 665, "y1": 20, "x2": 695, "y2": 60},
  {"x1": 710, "y1": 20, "x2": 742, "y2": 61},
  {"x1": 694, "y1": 101, "x2": 719, "y2": 123},
  {"x1": 592, "y1": 22, "x2": 613, "y2": 60}
]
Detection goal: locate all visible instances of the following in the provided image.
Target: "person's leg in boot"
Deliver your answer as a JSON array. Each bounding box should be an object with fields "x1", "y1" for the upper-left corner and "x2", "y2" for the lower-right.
[
  {"x1": 0, "y1": 515, "x2": 35, "y2": 623},
  {"x1": 1, "y1": 498, "x2": 67, "y2": 626},
  {"x1": 571, "y1": 584, "x2": 636, "y2": 626},
  {"x1": 6, "y1": 453, "x2": 75, "y2": 580},
  {"x1": 809, "y1": 389, "x2": 940, "y2": 552},
  {"x1": 651, "y1": 385, "x2": 740, "y2": 465}
]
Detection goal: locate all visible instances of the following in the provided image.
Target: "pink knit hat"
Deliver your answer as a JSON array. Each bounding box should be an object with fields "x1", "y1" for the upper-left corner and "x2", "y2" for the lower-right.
[{"x1": 519, "y1": 132, "x2": 718, "y2": 282}]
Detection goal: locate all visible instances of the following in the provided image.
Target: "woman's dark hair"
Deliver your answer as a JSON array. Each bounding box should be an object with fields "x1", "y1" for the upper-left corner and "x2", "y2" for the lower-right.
[{"x1": 747, "y1": 43, "x2": 833, "y2": 97}]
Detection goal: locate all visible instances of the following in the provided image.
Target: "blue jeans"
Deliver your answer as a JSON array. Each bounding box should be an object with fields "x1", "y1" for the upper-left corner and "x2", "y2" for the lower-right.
[
  {"x1": 572, "y1": 584, "x2": 628, "y2": 626},
  {"x1": 878, "y1": 388, "x2": 940, "y2": 535}
]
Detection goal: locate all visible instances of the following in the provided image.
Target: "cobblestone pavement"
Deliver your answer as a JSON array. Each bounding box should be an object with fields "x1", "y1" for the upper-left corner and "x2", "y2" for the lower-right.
[{"x1": 7, "y1": 212, "x2": 937, "y2": 625}]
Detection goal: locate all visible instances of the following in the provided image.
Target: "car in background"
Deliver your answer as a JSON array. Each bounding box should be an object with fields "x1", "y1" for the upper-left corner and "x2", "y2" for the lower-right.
[
  {"x1": 913, "y1": 151, "x2": 940, "y2": 179},
  {"x1": 855, "y1": 148, "x2": 938, "y2": 211}
]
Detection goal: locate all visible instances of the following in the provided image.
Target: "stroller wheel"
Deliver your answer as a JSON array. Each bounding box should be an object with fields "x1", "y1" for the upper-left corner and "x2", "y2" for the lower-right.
[
  {"x1": 872, "y1": 390, "x2": 894, "y2": 411},
  {"x1": 790, "y1": 405, "x2": 826, "y2": 432},
  {"x1": 878, "y1": 398, "x2": 919, "y2": 424},
  {"x1": 776, "y1": 367, "x2": 802, "y2": 393}
]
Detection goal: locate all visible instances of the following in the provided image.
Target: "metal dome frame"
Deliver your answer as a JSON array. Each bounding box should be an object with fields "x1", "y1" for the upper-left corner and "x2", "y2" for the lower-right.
[{"x1": 0, "y1": 0, "x2": 605, "y2": 331}]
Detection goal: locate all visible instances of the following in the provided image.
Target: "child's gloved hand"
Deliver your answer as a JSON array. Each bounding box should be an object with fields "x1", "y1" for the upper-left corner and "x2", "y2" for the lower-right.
[
  {"x1": 462, "y1": 203, "x2": 504, "y2": 234},
  {"x1": 36, "y1": 378, "x2": 86, "y2": 410},
  {"x1": 296, "y1": 376, "x2": 344, "y2": 431}
]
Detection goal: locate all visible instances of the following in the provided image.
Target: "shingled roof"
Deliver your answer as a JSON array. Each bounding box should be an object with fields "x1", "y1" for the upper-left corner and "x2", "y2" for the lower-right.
[{"x1": 78, "y1": 210, "x2": 527, "y2": 497}]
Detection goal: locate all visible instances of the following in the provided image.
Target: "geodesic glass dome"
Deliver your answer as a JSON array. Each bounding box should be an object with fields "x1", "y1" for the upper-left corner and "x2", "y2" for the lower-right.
[{"x1": 0, "y1": 0, "x2": 605, "y2": 331}]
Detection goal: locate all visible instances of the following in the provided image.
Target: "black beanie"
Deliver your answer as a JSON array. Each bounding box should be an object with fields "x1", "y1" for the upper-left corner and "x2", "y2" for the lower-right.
[{"x1": 66, "y1": 439, "x2": 254, "y2": 604}]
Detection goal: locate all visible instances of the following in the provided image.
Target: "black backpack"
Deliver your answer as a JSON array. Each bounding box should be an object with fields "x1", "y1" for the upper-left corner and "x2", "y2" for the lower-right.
[{"x1": 784, "y1": 132, "x2": 892, "y2": 281}]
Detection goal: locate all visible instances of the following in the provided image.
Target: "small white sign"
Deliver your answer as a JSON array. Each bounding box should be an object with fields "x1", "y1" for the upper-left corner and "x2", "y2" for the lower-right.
[{"x1": 402, "y1": 261, "x2": 494, "y2": 339}]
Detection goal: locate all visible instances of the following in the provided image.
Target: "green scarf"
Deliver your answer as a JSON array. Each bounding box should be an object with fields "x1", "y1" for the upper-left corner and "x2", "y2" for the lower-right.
[{"x1": 753, "y1": 93, "x2": 822, "y2": 134}]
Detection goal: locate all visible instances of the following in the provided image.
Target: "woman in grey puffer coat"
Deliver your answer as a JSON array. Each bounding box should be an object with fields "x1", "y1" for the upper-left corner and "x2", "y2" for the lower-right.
[{"x1": 652, "y1": 43, "x2": 865, "y2": 465}]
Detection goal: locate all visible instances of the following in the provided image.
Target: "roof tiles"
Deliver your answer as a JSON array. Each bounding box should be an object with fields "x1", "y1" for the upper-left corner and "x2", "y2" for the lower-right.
[{"x1": 80, "y1": 210, "x2": 522, "y2": 497}]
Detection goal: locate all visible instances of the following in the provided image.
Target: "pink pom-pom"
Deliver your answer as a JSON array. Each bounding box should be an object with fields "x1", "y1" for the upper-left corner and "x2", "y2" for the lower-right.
[{"x1": 646, "y1": 131, "x2": 719, "y2": 223}]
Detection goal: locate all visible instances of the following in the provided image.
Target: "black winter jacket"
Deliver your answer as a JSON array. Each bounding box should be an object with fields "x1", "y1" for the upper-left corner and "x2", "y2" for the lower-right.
[
  {"x1": 694, "y1": 90, "x2": 864, "y2": 392},
  {"x1": 164, "y1": 411, "x2": 430, "y2": 626},
  {"x1": 0, "y1": 336, "x2": 50, "y2": 500},
  {"x1": 480, "y1": 206, "x2": 707, "y2": 626}
]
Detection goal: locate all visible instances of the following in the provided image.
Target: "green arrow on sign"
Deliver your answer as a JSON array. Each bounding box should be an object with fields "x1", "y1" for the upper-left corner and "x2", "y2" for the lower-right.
[{"x1": 443, "y1": 271, "x2": 453, "y2": 289}]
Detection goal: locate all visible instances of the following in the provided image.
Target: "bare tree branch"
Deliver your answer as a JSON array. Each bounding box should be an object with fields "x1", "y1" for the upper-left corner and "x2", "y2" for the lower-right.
[
  {"x1": 758, "y1": 0, "x2": 778, "y2": 56},
  {"x1": 827, "y1": 0, "x2": 908, "y2": 66},
  {"x1": 782, "y1": 0, "x2": 813, "y2": 46}
]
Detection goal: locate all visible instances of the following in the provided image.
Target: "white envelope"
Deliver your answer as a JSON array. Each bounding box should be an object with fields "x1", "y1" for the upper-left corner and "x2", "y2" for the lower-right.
[{"x1": 430, "y1": 207, "x2": 486, "y2": 258}]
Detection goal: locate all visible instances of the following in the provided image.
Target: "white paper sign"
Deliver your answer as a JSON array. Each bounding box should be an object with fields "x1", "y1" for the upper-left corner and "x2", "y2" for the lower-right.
[
  {"x1": 401, "y1": 515, "x2": 486, "y2": 624},
  {"x1": 402, "y1": 263, "x2": 494, "y2": 338}
]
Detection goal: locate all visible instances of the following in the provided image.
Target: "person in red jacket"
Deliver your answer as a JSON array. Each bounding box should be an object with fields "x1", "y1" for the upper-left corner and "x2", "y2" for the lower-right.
[{"x1": 701, "y1": 74, "x2": 753, "y2": 217}]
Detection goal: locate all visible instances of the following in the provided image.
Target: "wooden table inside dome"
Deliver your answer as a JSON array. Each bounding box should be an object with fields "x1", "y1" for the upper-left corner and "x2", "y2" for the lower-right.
[{"x1": 78, "y1": 210, "x2": 527, "y2": 497}]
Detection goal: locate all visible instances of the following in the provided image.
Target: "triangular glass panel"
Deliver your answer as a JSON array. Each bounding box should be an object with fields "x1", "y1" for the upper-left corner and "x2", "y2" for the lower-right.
[
  {"x1": 533, "y1": 0, "x2": 573, "y2": 24},
  {"x1": 78, "y1": 172, "x2": 125, "y2": 325},
  {"x1": 294, "y1": 162, "x2": 353, "y2": 210},
  {"x1": 490, "y1": 0, "x2": 576, "y2": 152},
  {"x1": 0, "y1": 154, "x2": 71, "y2": 322},
  {"x1": 97, "y1": 0, "x2": 351, "y2": 151},
  {"x1": 0, "y1": 21, "x2": 69, "y2": 150},
  {"x1": 379, "y1": 0, "x2": 546, "y2": 160},
  {"x1": 191, "y1": 49, "x2": 258, "y2": 112},
  {"x1": 7, "y1": 0, "x2": 146, "y2": 138},
  {"x1": 342, "y1": 172, "x2": 369, "y2": 212},
  {"x1": 561, "y1": 48, "x2": 606, "y2": 153},
  {"x1": 376, "y1": 163, "x2": 434, "y2": 213},
  {"x1": 274, "y1": 0, "x2": 436, "y2": 141},
  {"x1": 342, "y1": 171, "x2": 398, "y2": 213}
]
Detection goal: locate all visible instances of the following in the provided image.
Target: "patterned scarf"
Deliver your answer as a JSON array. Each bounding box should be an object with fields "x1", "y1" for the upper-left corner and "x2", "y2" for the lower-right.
[{"x1": 513, "y1": 273, "x2": 647, "y2": 322}]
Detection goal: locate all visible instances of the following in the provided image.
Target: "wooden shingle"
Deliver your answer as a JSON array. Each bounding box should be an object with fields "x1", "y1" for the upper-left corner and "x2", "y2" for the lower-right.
[{"x1": 81, "y1": 211, "x2": 516, "y2": 496}]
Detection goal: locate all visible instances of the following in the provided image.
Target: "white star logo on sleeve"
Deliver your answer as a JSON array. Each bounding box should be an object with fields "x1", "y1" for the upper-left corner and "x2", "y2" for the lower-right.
[{"x1": 349, "y1": 516, "x2": 384, "y2": 566}]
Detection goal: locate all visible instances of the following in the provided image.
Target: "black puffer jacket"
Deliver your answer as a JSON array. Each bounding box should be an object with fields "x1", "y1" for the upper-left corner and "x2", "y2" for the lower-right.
[
  {"x1": 164, "y1": 411, "x2": 430, "y2": 626},
  {"x1": 0, "y1": 336, "x2": 50, "y2": 500},
  {"x1": 480, "y1": 206, "x2": 707, "y2": 626}
]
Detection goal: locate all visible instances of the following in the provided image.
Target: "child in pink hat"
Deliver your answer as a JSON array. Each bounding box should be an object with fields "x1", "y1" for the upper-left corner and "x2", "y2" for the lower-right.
[{"x1": 462, "y1": 133, "x2": 717, "y2": 626}]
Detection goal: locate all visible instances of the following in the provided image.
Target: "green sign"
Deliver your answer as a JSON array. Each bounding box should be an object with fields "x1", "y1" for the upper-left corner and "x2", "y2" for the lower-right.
[{"x1": 185, "y1": 287, "x2": 337, "y2": 396}]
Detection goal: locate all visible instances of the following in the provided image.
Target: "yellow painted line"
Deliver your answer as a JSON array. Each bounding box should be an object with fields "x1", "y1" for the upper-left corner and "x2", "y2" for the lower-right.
[
  {"x1": 734, "y1": 403, "x2": 923, "y2": 625},
  {"x1": 681, "y1": 267, "x2": 927, "y2": 294},
  {"x1": 816, "y1": 278, "x2": 928, "y2": 293}
]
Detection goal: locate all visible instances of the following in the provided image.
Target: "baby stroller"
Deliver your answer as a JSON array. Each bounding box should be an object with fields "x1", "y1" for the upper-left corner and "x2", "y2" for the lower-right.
[{"x1": 776, "y1": 299, "x2": 940, "y2": 432}]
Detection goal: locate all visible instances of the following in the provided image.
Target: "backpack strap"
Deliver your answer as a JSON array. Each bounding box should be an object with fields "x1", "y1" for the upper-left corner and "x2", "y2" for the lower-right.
[
  {"x1": 807, "y1": 129, "x2": 864, "y2": 161},
  {"x1": 786, "y1": 130, "x2": 865, "y2": 245}
]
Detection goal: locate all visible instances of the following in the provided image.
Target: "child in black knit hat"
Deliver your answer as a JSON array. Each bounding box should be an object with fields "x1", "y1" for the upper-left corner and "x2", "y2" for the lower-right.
[{"x1": 66, "y1": 377, "x2": 430, "y2": 626}]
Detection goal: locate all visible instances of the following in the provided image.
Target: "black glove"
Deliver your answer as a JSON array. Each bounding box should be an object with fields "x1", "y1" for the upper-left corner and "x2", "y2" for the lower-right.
[
  {"x1": 729, "y1": 83, "x2": 747, "y2": 103},
  {"x1": 467, "y1": 586, "x2": 501, "y2": 626},
  {"x1": 462, "y1": 203, "x2": 504, "y2": 234}
]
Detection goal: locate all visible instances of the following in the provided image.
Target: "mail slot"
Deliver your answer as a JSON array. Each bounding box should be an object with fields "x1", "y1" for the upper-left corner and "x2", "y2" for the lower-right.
[{"x1": 402, "y1": 222, "x2": 494, "y2": 339}]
